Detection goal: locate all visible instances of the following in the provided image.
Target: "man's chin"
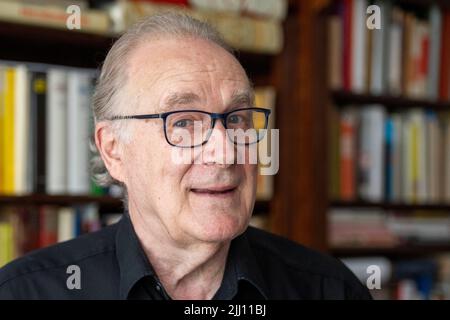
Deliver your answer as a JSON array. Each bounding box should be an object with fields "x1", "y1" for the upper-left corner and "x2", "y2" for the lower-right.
[{"x1": 186, "y1": 214, "x2": 248, "y2": 243}]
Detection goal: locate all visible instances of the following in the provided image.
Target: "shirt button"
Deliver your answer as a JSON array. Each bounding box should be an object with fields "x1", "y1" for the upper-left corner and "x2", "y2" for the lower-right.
[{"x1": 156, "y1": 285, "x2": 161, "y2": 291}]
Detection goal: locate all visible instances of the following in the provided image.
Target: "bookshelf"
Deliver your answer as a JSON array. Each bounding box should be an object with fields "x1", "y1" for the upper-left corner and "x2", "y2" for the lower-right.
[
  {"x1": 323, "y1": 0, "x2": 450, "y2": 245},
  {"x1": 1, "y1": 0, "x2": 448, "y2": 299},
  {"x1": 319, "y1": 0, "x2": 450, "y2": 299}
]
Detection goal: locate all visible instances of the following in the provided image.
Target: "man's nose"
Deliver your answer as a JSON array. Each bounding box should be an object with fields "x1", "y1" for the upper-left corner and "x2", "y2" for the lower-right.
[{"x1": 201, "y1": 119, "x2": 235, "y2": 166}]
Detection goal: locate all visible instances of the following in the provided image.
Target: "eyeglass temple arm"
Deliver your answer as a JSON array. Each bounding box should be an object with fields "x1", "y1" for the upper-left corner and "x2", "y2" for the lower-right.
[{"x1": 109, "y1": 114, "x2": 162, "y2": 120}]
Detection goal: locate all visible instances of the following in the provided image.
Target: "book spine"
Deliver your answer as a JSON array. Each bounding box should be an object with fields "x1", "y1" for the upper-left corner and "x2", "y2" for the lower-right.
[
  {"x1": 31, "y1": 72, "x2": 47, "y2": 193},
  {"x1": 67, "y1": 71, "x2": 91, "y2": 194},
  {"x1": 46, "y1": 68, "x2": 67, "y2": 195},
  {"x1": 13, "y1": 65, "x2": 30, "y2": 195},
  {"x1": 340, "y1": 108, "x2": 357, "y2": 200},
  {"x1": 3, "y1": 68, "x2": 15, "y2": 195}
]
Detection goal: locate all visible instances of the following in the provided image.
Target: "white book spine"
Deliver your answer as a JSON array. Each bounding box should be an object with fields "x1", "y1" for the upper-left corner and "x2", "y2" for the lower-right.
[
  {"x1": 370, "y1": 1, "x2": 387, "y2": 94},
  {"x1": 351, "y1": 0, "x2": 368, "y2": 93},
  {"x1": 46, "y1": 68, "x2": 67, "y2": 194},
  {"x1": 57, "y1": 207, "x2": 75, "y2": 242},
  {"x1": 359, "y1": 105, "x2": 385, "y2": 202},
  {"x1": 67, "y1": 71, "x2": 91, "y2": 194}
]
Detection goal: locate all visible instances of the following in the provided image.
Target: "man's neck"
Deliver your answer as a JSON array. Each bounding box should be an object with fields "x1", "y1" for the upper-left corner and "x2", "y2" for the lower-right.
[{"x1": 128, "y1": 207, "x2": 230, "y2": 300}]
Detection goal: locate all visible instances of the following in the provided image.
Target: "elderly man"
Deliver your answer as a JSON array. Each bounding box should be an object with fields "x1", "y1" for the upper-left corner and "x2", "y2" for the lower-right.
[{"x1": 0, "y1": 13, "x2": 371, "y2": 300}]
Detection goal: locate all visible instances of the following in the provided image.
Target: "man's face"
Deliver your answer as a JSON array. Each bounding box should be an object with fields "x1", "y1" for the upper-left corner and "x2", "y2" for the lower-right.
[{"x1": 118, "y1": 37, "x2": 257, "y2": 244}]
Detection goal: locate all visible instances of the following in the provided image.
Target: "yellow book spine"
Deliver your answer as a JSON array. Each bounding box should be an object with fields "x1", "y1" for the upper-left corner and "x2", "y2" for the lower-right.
[
  {"x1": 0, "y1": 67, "x2": 4, "y2": 194},
  {"x1": 3, "y1": 68, "x2": 15, "y2": 195},
  {"x1": 0, "y1": 223, "x2": 7, "y2": 267},
  {"x1": 0, "y1": 222, "x2": 14, "y2": 267}
]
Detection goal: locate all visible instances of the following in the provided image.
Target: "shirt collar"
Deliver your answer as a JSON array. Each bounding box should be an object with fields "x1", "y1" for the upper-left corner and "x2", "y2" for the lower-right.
[
  {"x1": 115, "y1": 212, "x2": 155, "y2": 300},
  {"x1": 115, "y1": 212, "x2": 268, "y2": 300},
  {"x1": 214, "y1": 229, "x2": 269, "y2": 300}
]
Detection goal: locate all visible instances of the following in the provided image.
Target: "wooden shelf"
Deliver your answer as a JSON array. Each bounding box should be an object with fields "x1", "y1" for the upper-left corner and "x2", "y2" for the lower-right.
[
  {"x1": 0, "y1": 195, "x2": 270, "y2": 214},
  {"x1": 330, "y1": 244, "x2": 450, "y2": 257},
  {"x1": 396, "y1": 0, "x2": 450, "y2": 9},
  {"x1": 0, "y1": 20, "x2": 276, "y2": 77},
  {"x1": 331, "y1": 90, "x2": 450, "y2": 111},
  {"x1": 0, "y1": 194, "x2": 123, "y2": 206},
  {"x1": 0, "y1": 21, "x2": 114, "y2": 68},
  {"x1": 330, "y1": 200, "x2": 450, "y2": 212}
]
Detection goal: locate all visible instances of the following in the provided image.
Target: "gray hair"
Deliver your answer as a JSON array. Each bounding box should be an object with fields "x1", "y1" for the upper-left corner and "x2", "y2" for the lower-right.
[{"x1": 90, "y1": 12, "x2": 234, "y2": 205}]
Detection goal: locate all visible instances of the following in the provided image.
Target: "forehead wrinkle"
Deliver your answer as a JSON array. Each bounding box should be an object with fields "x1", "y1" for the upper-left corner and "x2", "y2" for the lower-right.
[{"x1": 129, "y1": 47, "x2": 252, "y2": 113}]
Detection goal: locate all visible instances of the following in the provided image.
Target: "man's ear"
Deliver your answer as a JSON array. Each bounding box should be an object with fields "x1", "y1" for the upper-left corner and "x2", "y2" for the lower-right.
[{"x1": 94, "y1": 122, "x2": 125, "y2": 183}]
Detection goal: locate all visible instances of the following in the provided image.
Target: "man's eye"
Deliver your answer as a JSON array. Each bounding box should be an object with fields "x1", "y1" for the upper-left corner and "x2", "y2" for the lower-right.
[
  {"x1": 228, "y1": 115, "x2": 243, "y2": 124},
  {"x1": 173, "y1": 119, "x2": 193, "y2": 128}
]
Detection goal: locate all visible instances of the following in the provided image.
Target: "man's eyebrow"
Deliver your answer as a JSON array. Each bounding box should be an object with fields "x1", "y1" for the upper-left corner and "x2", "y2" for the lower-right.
[
  {"x1": 160, "y1": 90, "x2": 254, "y2": 112},
  {"x1": 229, "y1": 90, "x2": 255, "y2": 107},
  {"x1": 161, "y1": 92, "x2": 201, "y2": 112}
]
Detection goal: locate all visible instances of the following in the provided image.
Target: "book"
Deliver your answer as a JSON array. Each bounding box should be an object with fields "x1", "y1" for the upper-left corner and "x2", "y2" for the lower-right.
[
  {"x1": 358, "y1": 105, "x2": 385, "y2": 202},
  {"x1": 0, "y1": 66, "x2": 4, "y2": 194},
  {"x1": 13, "y1": 65, "x2": 29, "y2": 195},
  {"x1": 428, "y1": 5, "x2": 442, "y2": 100},
  {"x1": 30, "y1": 71, "x2": 47, "y2": 193},
  {"x1": 189, "y1": 0, "x2": 288, "y2": 21},
  {"x1": 327, "y1": 14, "x2": 343, "y2": 90},
  {"x1": 104, "y1": 0, "x2": 283, "y2": 54},
  {"x1": 2, "y1": 67, "x2": 15, "y2": 195},
  {"x1": 46, "y1": 68, "x2": 67, "y2": 194},
  {"x1": 339, "y1": 107, "x2": 358, "y2": 200},
  {"x1": 350, "y1": 0, "x2": 368, "y2": 93},
  {"x1": 57, "y1": 206, "x2": 76, "y2": 243},
  {"x1": 254, "y1": 86, "x2": 276, "y2": 201},
  {"x1": 67, "y1": 71, "x2": 92, "y2": 194}
]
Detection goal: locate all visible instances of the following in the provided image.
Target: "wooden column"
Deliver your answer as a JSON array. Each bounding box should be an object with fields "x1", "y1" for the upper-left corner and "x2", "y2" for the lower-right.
[{"x1": 270, "y1": 0, "x2": 329, "y2": 251}]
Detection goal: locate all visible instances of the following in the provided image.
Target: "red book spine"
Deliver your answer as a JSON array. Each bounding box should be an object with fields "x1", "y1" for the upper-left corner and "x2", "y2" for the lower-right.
[
  {"x1": 439, "y1": 11, "x2": 450, "y2": 100},
  {"x1": 339, "y1": 112, "x2": 356, "y2": 200}
]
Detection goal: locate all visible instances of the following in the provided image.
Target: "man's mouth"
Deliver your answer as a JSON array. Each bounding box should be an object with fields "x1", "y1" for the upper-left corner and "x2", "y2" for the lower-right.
[{"x1": 190, "y1": 186, "x2": 237, "y2": 196}]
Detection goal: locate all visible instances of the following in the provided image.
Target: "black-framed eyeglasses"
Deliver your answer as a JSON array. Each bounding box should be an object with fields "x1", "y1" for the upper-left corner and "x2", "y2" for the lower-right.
[{"x1": 109, "y1": 107, "x2": 271, "y2": 148}]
